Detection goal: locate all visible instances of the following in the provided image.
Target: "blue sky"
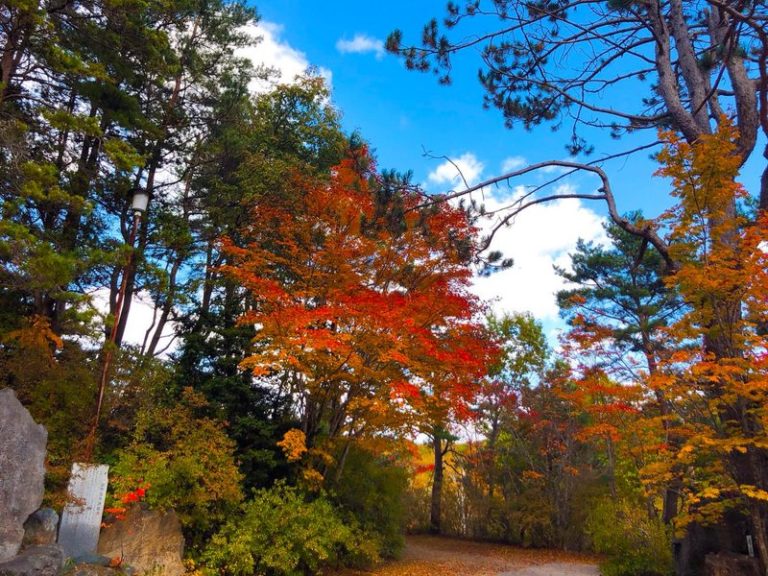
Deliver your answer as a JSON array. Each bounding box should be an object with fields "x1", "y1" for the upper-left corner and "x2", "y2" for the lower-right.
[
  {"x1": 232, "y1": 2, "x2": 766, "y2": 342},
  {"x1": 253, "y1": 1, "x2": 668, "y2": 204}
]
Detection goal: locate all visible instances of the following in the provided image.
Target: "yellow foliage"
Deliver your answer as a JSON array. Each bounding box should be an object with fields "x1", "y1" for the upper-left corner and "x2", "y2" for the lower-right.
[
  {"x1": 301, "y1": 467, "x2": 325, "y2": 492},
  {"x1": 3, "y1": 315, "x2": 63, "y2": 358},
  {"x1": 277, "y1": 428, "x2": 308, "y2": 462},
  {"x1": 638, "y1": 120, "x2": 768, "y2": 533},
  {"x1": 740, "y1": 485, "x2": 768, "y2": 502}
]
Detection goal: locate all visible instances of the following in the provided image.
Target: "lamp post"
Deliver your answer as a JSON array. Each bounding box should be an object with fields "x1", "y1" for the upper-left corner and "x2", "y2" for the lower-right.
[{"x1": 84, "y1": 190, "x2": 148, "y2": 460}]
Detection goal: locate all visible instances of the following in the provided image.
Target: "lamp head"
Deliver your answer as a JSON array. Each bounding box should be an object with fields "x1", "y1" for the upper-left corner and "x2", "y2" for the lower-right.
[{"x1": 131, "y1": 191, "x2": 149, "y2": 214}]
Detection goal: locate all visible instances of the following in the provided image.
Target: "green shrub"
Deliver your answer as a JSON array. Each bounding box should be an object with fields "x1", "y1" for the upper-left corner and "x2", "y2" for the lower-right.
[
  {"x1": 586, "y1": 497, "x2": 674, "y2": 576},
  {"x1": 330, "y1": 445, "x2": 407, "y2": 558},
  {"x1": 202, "y1": 482, "x2": 380, "y2": 576}
]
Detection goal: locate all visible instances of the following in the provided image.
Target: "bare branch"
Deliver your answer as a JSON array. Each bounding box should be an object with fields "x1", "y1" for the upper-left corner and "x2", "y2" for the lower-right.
[{"x1": 421, "y1": 157, "x2": 676, "y2": 272}]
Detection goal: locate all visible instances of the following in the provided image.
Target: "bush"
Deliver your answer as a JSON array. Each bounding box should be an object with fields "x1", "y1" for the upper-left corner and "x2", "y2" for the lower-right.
[
  {"x1": 586, "y1": 497, "x2": 674, "y2": 576},
  {"x1": 202, "y1": 482, "x2": 380, "y2": 576},
  {"x1": 110, "y1": 387, "x2": 243, "y2": 545},
  {"x1": 330, "y1": 445, "x2": 407, "y2": 558}
]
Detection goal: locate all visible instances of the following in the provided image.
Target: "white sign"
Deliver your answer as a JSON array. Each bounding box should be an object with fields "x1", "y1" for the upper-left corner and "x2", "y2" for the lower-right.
[{"x1": 58, "y1": 463, "x2": 109, "y2": 558}]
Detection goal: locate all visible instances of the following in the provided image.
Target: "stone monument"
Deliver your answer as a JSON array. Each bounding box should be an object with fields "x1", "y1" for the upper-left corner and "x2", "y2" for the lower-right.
[{"x1": 58, "y1": 463, "x2": 109, "y2": 559}]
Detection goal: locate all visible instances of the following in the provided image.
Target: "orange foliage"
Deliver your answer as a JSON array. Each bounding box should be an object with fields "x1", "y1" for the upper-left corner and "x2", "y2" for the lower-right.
[
  {"x1": 642, "y1": 122, "x2": 768, "y2": 533},
  {"x1": 277, "y1": 429, "x2": 308, "y2": 463},
  {"x1": 223, "y1": 148, "x2": 496, "y2": 445}
]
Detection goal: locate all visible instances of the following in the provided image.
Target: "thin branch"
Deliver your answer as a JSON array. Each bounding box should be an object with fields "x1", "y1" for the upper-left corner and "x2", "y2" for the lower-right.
[{"x1": 419, "y1": 158, "x2": 677, "y2": 272}]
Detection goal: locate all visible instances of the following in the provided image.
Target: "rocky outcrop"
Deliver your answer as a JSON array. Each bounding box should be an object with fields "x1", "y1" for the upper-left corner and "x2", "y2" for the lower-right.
[
  {"x1": 704, "y1": 552, "x2": 761, "y2": 576},
  {"x1": 98, "y1": 506, "x2": 185, "y2": 576},
  {"x1": 0, "y1": 389, "x2": 48, "y2": 562},
  {"x1": 0, "y1": 545, "x2": 63, "y2": 576}
]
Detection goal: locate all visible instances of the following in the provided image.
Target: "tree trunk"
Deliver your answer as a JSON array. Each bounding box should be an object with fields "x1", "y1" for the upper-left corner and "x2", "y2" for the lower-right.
[
  {"x1": 704, "y1": 196, "x2": 768, "y2": 573},
  {"x1": 0, "y1": 9, "x2": 32, "y2": 106},
  {"x1": 145, "y1": 257, "x2": 181, "y2": 356},
  {"x1": 430, "y1": 433, "x2": 444, "y2": 535},
  {"x1": 761, "y1": 146, "x2": 768, "y2": 213}
]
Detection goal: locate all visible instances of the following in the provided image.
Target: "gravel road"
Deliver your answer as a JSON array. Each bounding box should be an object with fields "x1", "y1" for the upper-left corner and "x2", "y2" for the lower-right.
[{"x1": 341, "y1": 535, "x2": 601, "y2": 576}]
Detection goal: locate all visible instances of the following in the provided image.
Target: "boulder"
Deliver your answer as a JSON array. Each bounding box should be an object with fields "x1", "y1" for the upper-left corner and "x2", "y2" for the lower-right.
[
  {"x1": 72, "y1": 553, "x2": 111, "y2": 567},
  {"x1": 704, "y1": 552, "x2": 761, "y2": 576},
  {"x1": 68, "y1": 565, "x2": 123, "y2": 576},
  {"x1": 22, "y1": 509, "x2": 59, "y2": 548},
  {"x1": 97, "y1": 505, "x2": 185, "y2": 576},
  {"x1": 0, "y1": 389, "x2": 48, "y2": 562},
  {"x1": 0, "y1": 545, "x2": 63, "y2": 576}
]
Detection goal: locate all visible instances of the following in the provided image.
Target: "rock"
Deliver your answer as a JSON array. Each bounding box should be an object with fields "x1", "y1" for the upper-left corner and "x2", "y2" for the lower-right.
[
  {"x1": 0, "y1": 545, "x2": 63, "y2": 576},
  {"x1": 704, "y1": 552, "x2": 761, "y2": 576},
  {"x1": 72, "y1": 553, "x2": 111, "y2": 567},
  {"x1": 97, "y1": 505, "x2": 185, "y2": 576},
  {"x1": 22, "y1": 509, "x2": 59, "y2": 548},
  {"x1": 66, "y1": 564, "x2": 125, "y2": 576},
  {"x1": 0, "y1": 389, "x2": 48, "y2": 562},
  {"x1": 68, "y1": 565, "x2": 123, "y2": 576}
]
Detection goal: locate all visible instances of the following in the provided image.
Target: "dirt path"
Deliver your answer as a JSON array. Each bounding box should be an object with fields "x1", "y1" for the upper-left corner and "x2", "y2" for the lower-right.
[{"x1": 341, "y1": 536, "x2": 601, "y2": 576}]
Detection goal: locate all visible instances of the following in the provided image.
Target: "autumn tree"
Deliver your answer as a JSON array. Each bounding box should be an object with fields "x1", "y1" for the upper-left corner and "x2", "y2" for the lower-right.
[
  {"x1": 556, "y1": 216, "x2": 687, "y2": 521},
  {"x1": 480, "y1": 313, "x2": 548, "y2": 448},
  {"x1": 641, "y1": 124, "x2": 768, "y2": 572},
  {"x1": 490, "y1": 361, "x2": 593, "y2": 548},
  {"x1": 224, "y1": 148, "x2": 494, "y2": 488},
  {"x1": 410, "y1": 320, "x2": 496, "y2": 534},
  {"x1": 172, "y1": 75, "x2": 346, "y2": 486},
  {"x1": 464, "y1": 313, "x2": 548, "y2": 515}
]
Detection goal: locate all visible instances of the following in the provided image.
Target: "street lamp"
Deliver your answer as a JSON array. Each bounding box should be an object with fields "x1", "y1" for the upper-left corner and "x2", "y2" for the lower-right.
[{"x1": 84, "y1": 189, "x2": 149, "y2": 460}]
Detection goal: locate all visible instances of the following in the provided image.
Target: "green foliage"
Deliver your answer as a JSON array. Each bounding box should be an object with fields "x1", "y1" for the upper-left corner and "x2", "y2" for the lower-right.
[
  {"x1": 202, "y1": 482, "x2": 380, "y2": 576},
  {"x1": 110, "y1": 388, "x2": 243, "y2": 545},
  {"x1": 586, "y1": 498, "x2": 674, "y2": 576},
  {"x1": 556, "y1": 213, "x2": 683, "y2": 369},
  {"x1": 487, "y1": 312, "x2": 548, "y2": 385},
  {"x1": 175, "y1": 318, "x2": 293, "y2": 489},
  {"x1": 330, "y1": 445, "x2": 408, "y2": 558}
]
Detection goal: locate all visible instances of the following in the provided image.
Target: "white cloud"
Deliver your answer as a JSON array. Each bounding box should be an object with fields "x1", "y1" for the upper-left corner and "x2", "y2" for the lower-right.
[
  {"x1": 501, "y1": 156, "x2": 526, "y2": 173},
  {"x1": 237, "y1": 21, "x2": 332, "y2": 93},
  {"x1": 471, "y1": 184, "x2": 607, "y2": 322},
  {"x1": 88, "y1": 288, "x2": 179, "y2": 357},
  {"x1": 427, "y1": 153, "x2": 485, "y2": 188},
  {"x1": 336, "y1": 34, "x2": 386, "y2": 60}
]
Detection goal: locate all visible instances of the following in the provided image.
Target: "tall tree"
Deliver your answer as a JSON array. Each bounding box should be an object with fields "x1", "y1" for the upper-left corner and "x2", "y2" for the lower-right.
[
  {"x1": 0, "y1": 0, "x2": 258, "y2": 342},
  {"x1": 223, "y1": 147, "x2": 494, "y2": 488},
  {"x1": 644, "y1": 125, "x2": 768, "y2": 572},
  {"x1": 558, "y1": 214, "x2": 684, "y2": 381},
  {"x1": 557, "y1": 215, "x2": 687, "y2": 522}
]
